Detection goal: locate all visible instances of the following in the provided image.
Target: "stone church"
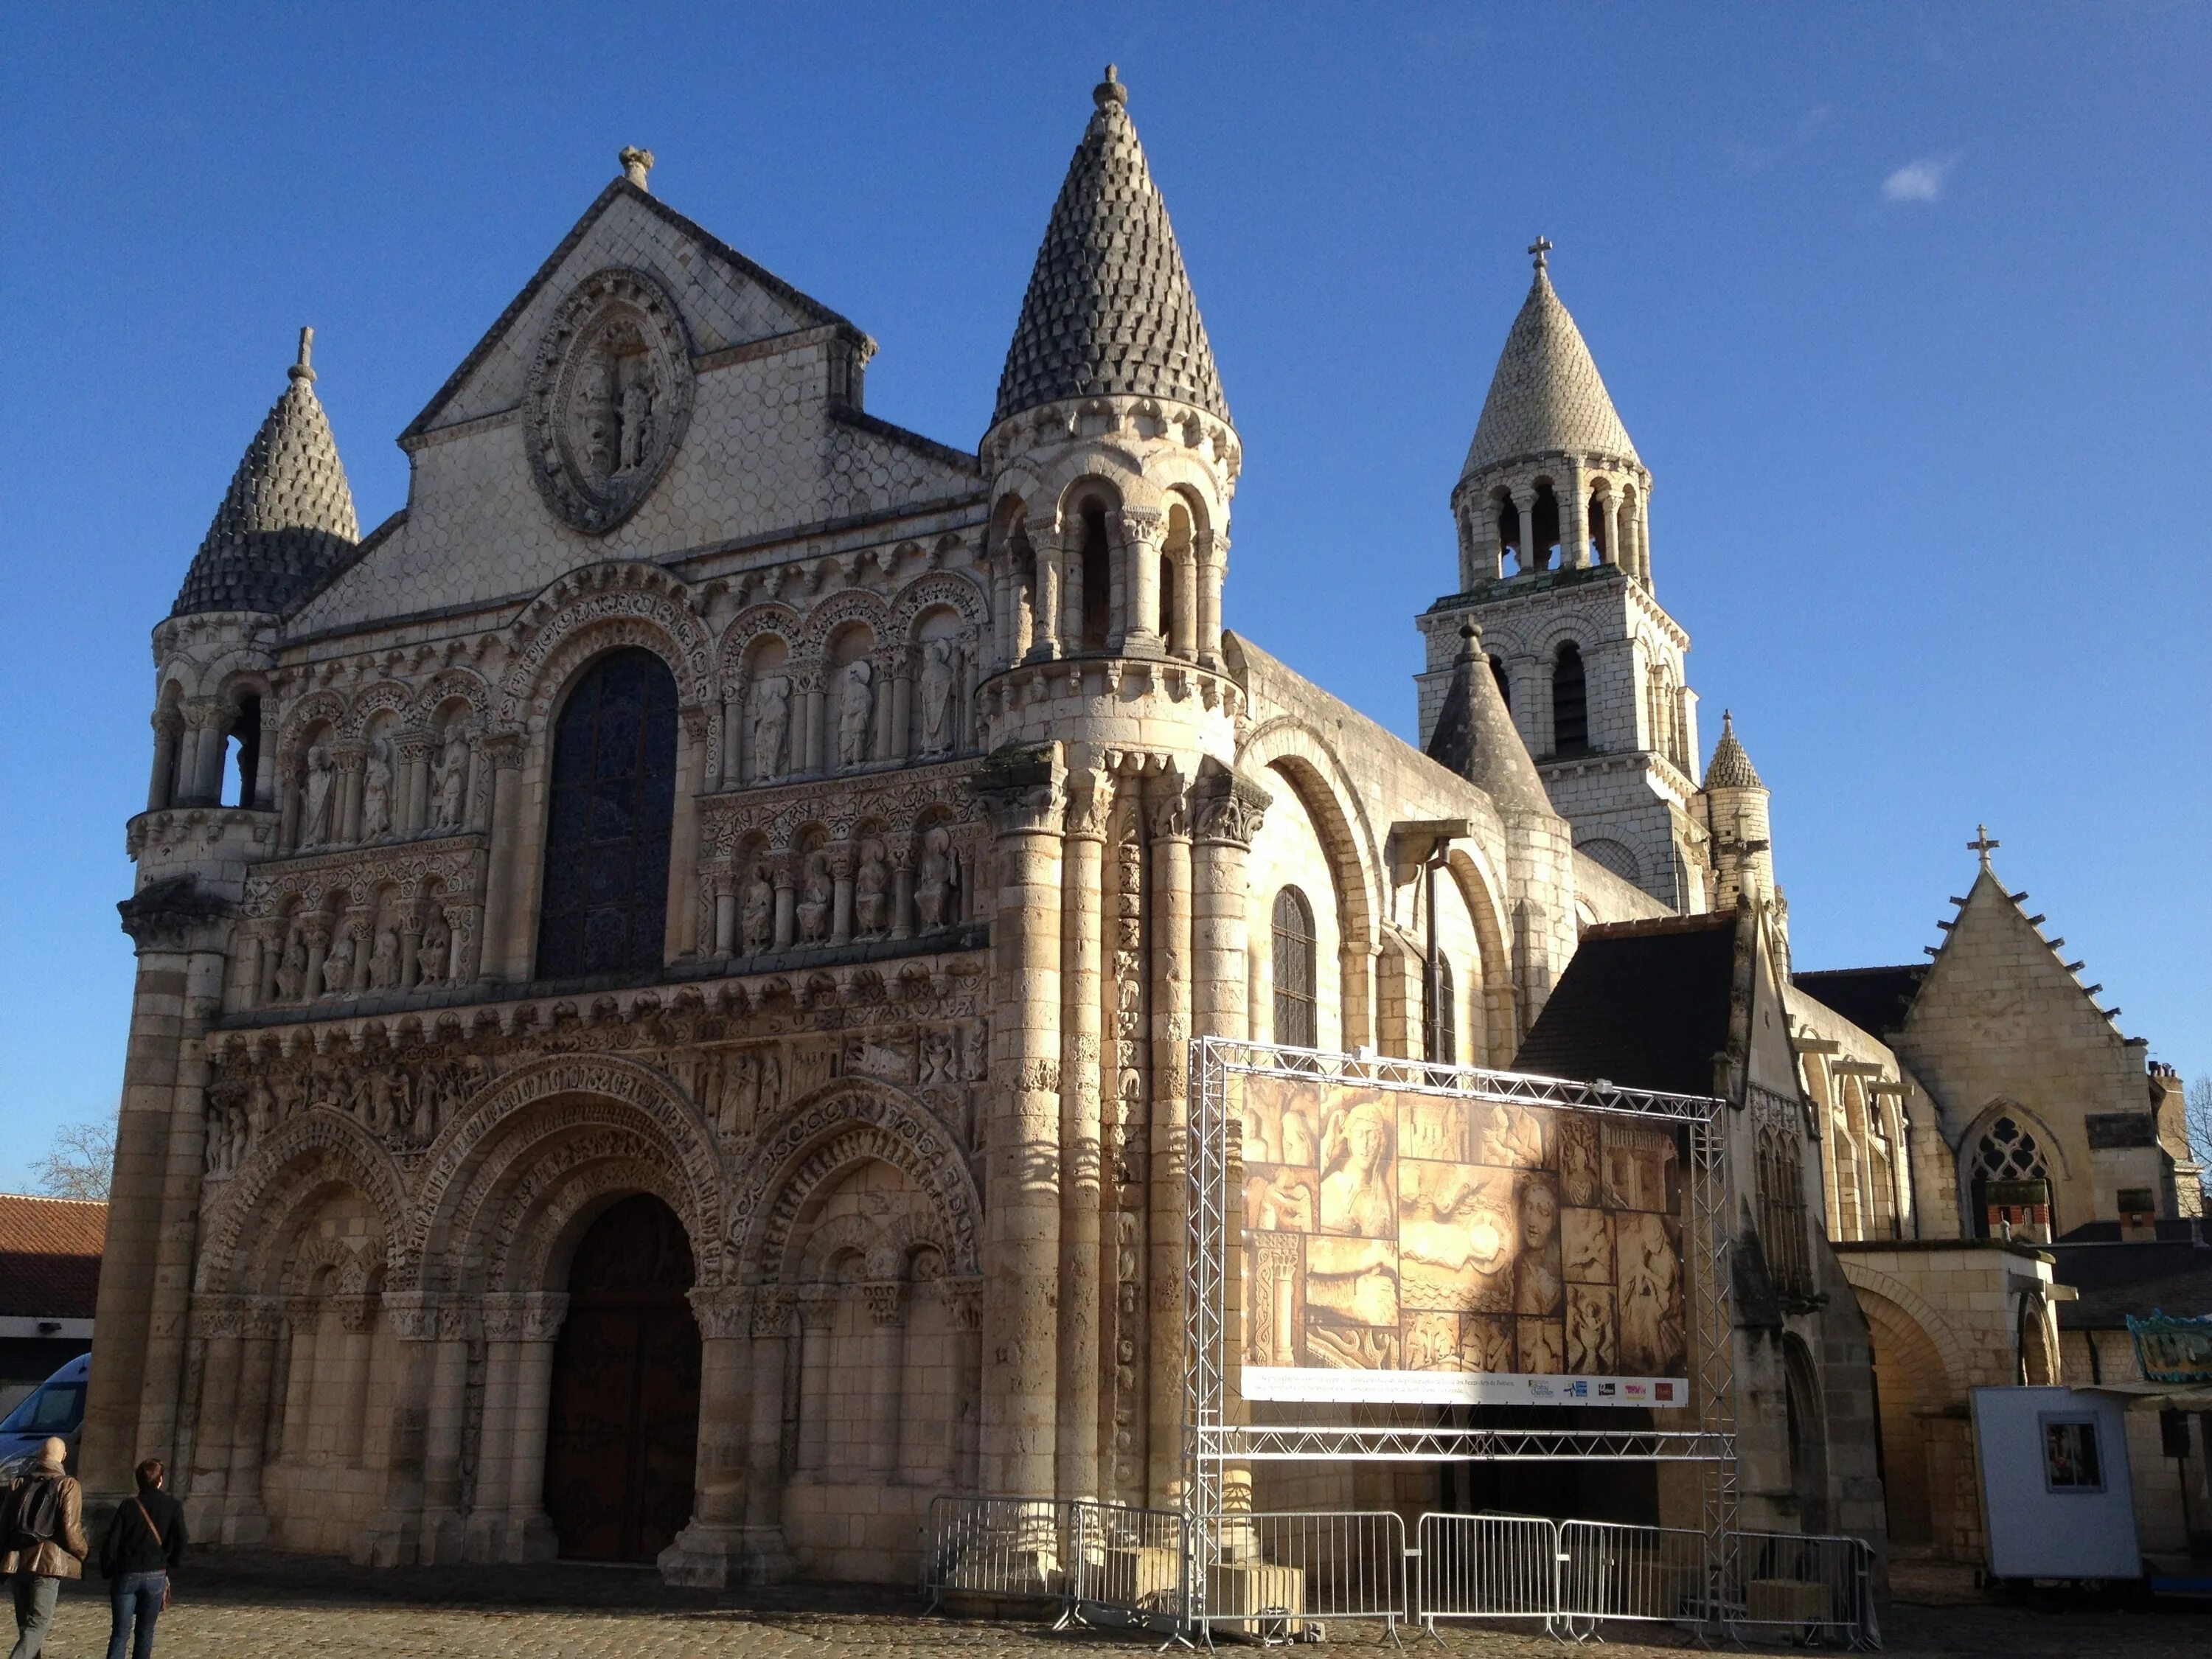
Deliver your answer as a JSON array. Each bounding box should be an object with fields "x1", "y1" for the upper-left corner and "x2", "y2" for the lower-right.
[{"x1": 83, "y1": 71, "x2": 2195, "y2": 1585}]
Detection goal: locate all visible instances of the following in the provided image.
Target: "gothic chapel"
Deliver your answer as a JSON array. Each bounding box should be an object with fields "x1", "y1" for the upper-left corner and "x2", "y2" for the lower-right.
[{"x1": 101, "y1": 71, "x2": 2185, "y2": 1586}]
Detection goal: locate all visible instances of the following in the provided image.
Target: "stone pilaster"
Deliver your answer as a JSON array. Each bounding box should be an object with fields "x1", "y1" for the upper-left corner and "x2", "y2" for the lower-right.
[
  {"x1": 475, "y1": 731, "x2": 528, "y2": 981},
  {"x1": 366, "y1": 1290, "x2": 442, "y2": 1567},
  {"x1": 500, "y1": 1291, "x2": 567, "y2": 1562},
  {"x1": 975, "y1": 741, "x2": 1066, "y2": 1498},
  {"x1": 184, "y1": 1297, "x2": 244, "y2": 1533},
  {"x1": 222, "y1": 1298, "x2": 282, "y2": 1545},
  {"x1": 661, "y1": 1284, "x2": 758, "y2": 1587},
  {"x1": 1144, "y1": 765, "x2": 1193, "y2": 1506},
  {"x1": 735, "y1": 1287, "x2": 797, "y2": 1583}
]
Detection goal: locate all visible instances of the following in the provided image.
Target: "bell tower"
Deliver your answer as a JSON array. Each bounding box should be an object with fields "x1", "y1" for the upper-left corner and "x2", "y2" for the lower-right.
[{"x1": 1417, "y1": 242, "x2": 1708, "y2": 910}]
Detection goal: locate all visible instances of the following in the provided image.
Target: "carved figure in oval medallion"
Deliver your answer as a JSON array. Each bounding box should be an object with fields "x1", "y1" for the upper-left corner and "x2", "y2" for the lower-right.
[{"x1": 751, "y1": 677, "x2": 791, "y2": 785}]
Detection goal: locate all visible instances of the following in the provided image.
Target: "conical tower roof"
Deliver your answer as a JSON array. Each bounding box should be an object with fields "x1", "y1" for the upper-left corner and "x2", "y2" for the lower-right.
[
  {"x1": 1425, "y1": 623, "x2": 1552, "y2": 815},
  {"x1": 992, "y1": 67, "x2": 1228, "y2": 429},
  {"x1": 173, "y1": 328, "x2": 360, "y2": 616},
  {"x1": 1461, "y1": 248, "x2": 1638, "y2": 481},
  {"x1": 1703, "y1": 711, "x2": 1764, "y2": 790}
]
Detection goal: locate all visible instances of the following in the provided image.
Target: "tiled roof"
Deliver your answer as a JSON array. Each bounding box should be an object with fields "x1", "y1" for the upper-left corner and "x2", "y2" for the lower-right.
[
  {"x1": 992, "y1": 69, "x2": 1228, "y2": 428},
  {"x1": 1462, "y1": 264, "x2": 1638, "y2": 480},
  {"x1": 1791, "y1": 965, "x2": 1927, "y2": 1038},
  {"x1": 1424, "y1": 625, "x2": 1550, "y2": 813},
  {"x1": 1703, "y1": 712, "x2": 1764, "y2": 790},
  {"x1": 2045, "y1": 1225, "x2": 2212, "y2": 1329},
  {"x1": 172, "y1": 330, "x2": 359, "y2": 616},
  {"x1": 0, "y1": 1194, "x2": 106, "y2": 1320},
  {"x1": 1513, "y1": 914, "x2": 1737, "y2": 1097}
]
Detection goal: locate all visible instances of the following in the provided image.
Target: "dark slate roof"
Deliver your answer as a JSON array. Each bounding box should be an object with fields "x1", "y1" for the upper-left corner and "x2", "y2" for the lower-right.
[
  {"x1": 1425, "y1": 624, "x2": 1550, "y2": 813},
  {"x1": 992, "y1": 69, "x2": 1228, "y2": 428},
  {"x1": 172, "y1": 331, "x2": 359, "y2": 616},
  {"x1": 0, "y1": 1195, "x2": 105, "y2": 1320},
  {"x1": 1792, "y1": 965, "x2": 1927, "y2": 1039},
  {"x1": 1462, "y1": 261, "x2": 1638, "y2": 481},
  {"x1": 2045, "y1": 1225, "x2": 2212, "y2": 1329},
  {"x1": 1513, "y1": 914, "x2": 1737, "y2": 1097}
]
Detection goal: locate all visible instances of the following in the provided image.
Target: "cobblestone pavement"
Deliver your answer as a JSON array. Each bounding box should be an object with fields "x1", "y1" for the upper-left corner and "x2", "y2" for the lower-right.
[{"x1": 27, "y1": 1554, "x2": 2212, "y2": 1658}]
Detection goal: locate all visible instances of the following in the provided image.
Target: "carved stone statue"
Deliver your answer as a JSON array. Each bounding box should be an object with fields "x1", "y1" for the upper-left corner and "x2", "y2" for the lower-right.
[
  {"x1": 741, "y1": 864, "x2": 774, "y2": 956},
  {"x1": 299, "y1": 742, "x2": 335, "y2": 849},
  {"x1": 920, "y1": 1029, "x2": 954, "y2": 1086},
  {"x1": 855, "y1": 839, "x2": 888, "y2": 937},
  {"x1": 434, "y1": 727, "x2": 471, "y2": 830},
  {"x1": 362, "y1": 736, "x2": 394, "y2": 839},
  {"x1": 759, "y1": 1050, "x2": 782, "y2": 1115},
  {"x1": 919, "y1": 637, "x2": 957, "y2": 757},
  {"x1": 916, "y1": 826, "x2": 953, "y2": 931},
  {"x1": 837, "y1": 659, "x2": 874, "y2": 768},
  {"x1": 274, "y1": 930, "x2": 306, "y2": 1002},
  {"x1": 751, "y1": 676, "x2": 791, "y2": 785},
  {"x1": 796, "y1": 852, "x2": 832, "y2": 943},
  {"x1": 619, "y1": 361, "x2": 654, "y2": 472},
  {"x1": 321, "y1": 929, "x2": 356, "y2": 997},
  {"x1": 418, "y1": 914, "x2": 452, "y2": 985},
  {"x1": 368, "y1": 927, "x2": 400, "y2": 991}
]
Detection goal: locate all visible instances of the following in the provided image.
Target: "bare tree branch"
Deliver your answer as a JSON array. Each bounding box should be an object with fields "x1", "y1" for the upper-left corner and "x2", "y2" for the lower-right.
[{"x1": 32, "y1": 1119, "x2": 115, "y2": 1202}]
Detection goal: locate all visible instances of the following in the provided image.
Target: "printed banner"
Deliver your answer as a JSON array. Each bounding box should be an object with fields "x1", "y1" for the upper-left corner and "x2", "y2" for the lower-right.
[{"x1": 1240, "y1": 1074, "x2": 1688, "y2": 1408}]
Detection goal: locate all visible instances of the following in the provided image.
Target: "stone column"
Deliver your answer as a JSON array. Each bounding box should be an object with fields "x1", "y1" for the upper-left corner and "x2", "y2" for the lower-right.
[
  {"x1": 665, "y1": 705, "x2": 709, "y2": 961},
  {"x1": 889, "y1": 846, "x2": 915, "y2": 942},
  {"x1": 183, "y1": 698, "x2": 229, "y2": 806},
  {"x1": 1636, "y1": 488, "x2": 1653, "y2": 582},
  {"x1": 800, "y1": 669, "x2": 827, "y2": 776},
  {"x1": 722, "y1": 686, "x2": 746, "y2": 785},
  {"x1": 501, "y1": 1291, "x2": 567, "y2": 1562},
  {"x1": 184, "y1": 1298, "x2": 244, "y2": 1532},
  {"x1": 475, "y1": 732, "x2": 528, "y2": 982},
  {"x1": 345, "y1": 905, "x2": 375, "y2": 994},
  {"x1": 975, "y1": 742, "x2": 1066, "y2": 1498},
  {"x1": 1026, "y1": 518, "x2": 1062, "y2": 662},
  {"x1": 366, "y1": 1291, "x2": 442, "y2": 1567},
  {"x1": 945, "y1": 1279, "x2": 984, "y2": 1489},
  {"x1": 1196, "y1": 532, "x2": 1226, "y2": 669},
  {"x1": 1565, "y1": 462, "x2": 1590, "y2": 568},
  {"x1": 1057, "y1": 767, "x2": 1109, "y2": 1505},
  {"x1": 278, "y1": 1298, "x2": 319, "y2": 1464},
  {"x1": 1171, "y1": 546, "x2": 1200, "y2": 661},
  {"x1": 773, "y1": 855, "x2": 798, "y2": 950},
  {"x1": 395, "y1": 734, "x2": 434, "y2": 835},
  {"x1": 712, "y1": 872, "x2": 738, "y2": 956},
  {"x1": 888, "y1": 648, "x2": 914, "y2": 762},
  {"x1": 332, "y1": 742, "x2": 366, "y2": 844},
  {"x1": 661, "y1": 1284, "x2": 756, "y2": 1587},
  {"x1": 739, "y1": 1288, "x2": 797, "y2": 1580},
  {"x1": 829, "y1": 841, "x2": 857, "y2": 945},
  {"x1": 223, "y1": 1298, "x2": 282, "y2": 1545},
  {"x1": 147, "y1": 709, "x2": 183, "y2": 811},
  {"x1": 863, "y1": 1283, "x2": 907, "y2": 1476},
  {"x1": 990, "y1": 565, "x2": 1015, "y2": 669},
  {"x1": 1061, "y1": 536, "x2": 1087, "y2": 651},
  {"x1": 466, "y1": 1297, "x2": 525, "y2": 1562},
  {"x1": 332, "y1": 1292, "x2": 378, "y2": 1467},
  {"x1": 795, "y1": 1290, "x2": 835, "y2": 1475},
  {"x1": 1145, "y1": 766, "x2": 1194, "y2": 1506},
  {"x1": 418, "y1": 1306, "x2": 476, "y2": 1564},
  {"x1": 1119, "y1": 508, "x2": 1166, "y2": 655}
]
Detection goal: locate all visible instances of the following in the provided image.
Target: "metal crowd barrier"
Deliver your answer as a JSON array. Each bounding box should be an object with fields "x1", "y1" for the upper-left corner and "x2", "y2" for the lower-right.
[
  {"x1": 1194, "y1": 1509, "x2": 1409, "y2": 1641},
  {"x1": 1729, "y1": 1528, "x2": 1879, "y2": 1649},
  {"x1": 920, "y1": 1495, "x2": 1071, "y2": 1613},
  {"x1": 1066, "y1": 1500, "x2": 1190, "y2": 1631},
  {"x1": 1556, "y1": 1517, "x2": 1718, "y2": 1632},
  {"x1": 1416, "y1": 1510, "x2": 1563, "y2": 1631}
]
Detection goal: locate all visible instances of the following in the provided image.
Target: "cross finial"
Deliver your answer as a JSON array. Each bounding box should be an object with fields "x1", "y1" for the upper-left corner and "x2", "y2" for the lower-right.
[
  {"x1": 289, "y1": 325, "x2": 316, "y2": 384},
  {"x1": 1968, "y1": 823, "x2": 2000, "y2": 868},
  {"x1": 1528, "y1": 235, "x2": 1554, "y2": 272}
]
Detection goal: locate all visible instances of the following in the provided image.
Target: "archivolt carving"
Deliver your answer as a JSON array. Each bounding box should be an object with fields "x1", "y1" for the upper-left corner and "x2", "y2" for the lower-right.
[
  {"x1": 341, "y1": 680, "x2": 415, "y2": 740},
  {"x1": 282, "y1": 1231, "x2": 382, "y2": 1298},
  {"x1": 498, "y1": 564, "x2": 712, "y2": 723},
  {"x1": 412, "y1": 1053, "x2": 722, "y2": 1283},
  {"x1": 891, "y1": 571, "x2": 988, "y2": 637},
  {"x1": 275, "y1": 689, "x2": 349, "y2": 765},
  {"x1": 197, "y1": 1110, "x2": 407, "y2": 1295},
  {"x1": 717, "y1": 603, "x2": 802, "y2": 683},
  {"x1": 731, "y1": 1081, "x2": 979, "y2": 1281},
  {"x1": 413, "y1": 667, "x2": 491, "y2": 726},
  {"x1": 489, "y1": 1144, "x2": 696, "y2": 1293},
  {"x1": 799, "y1": 588, "x2": 892, "y2": 653},
  {"x1": 792, "y1": 1204, "x2": 945, "y2": 1285}
]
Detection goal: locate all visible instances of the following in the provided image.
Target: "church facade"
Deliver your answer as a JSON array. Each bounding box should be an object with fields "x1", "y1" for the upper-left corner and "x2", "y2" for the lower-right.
[{"x1": 83, "y1": 74, "x2": 2192, "y2": 1587}]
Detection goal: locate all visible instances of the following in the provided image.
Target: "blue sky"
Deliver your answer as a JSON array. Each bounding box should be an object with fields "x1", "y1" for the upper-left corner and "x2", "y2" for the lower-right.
[{"x1": 4, "y1": 3, "x2": 2207, "y2": 1181}]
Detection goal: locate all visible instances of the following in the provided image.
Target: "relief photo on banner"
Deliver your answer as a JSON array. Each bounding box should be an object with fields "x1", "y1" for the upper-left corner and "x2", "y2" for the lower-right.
[{"x1": 1241, "y1": 1075, "x2": 1688, "y2": 1407}]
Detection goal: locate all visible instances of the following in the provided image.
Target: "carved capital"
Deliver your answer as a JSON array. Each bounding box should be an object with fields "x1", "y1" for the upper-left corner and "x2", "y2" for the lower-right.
[
  {"x1": 181, "y1": 696, "x2": 230, "y2": 734},
  {"x1": 942, "y1": 1278, "x2": 984, "y2": 1332},
  {"x1": 479, "y1": 1293, "x2": 531, "y2": 1343},
  {"x1": 862, "y1": 1281, "x2": 908, "y2": 1326},
  {"x1": 331, "y1": 1293, "x2": 380, "y2": 1335},
  {"x1": 383, "y1": 1290, "x2": 442, "y2": 1342},
  {"x1": 796, "y1": 1285, "x2": 838, "y2": 1332},
  {"x1": 688, "y1": 1284, "x2": 755, "y2": 1340},
  {"x1": 751, "y1": 1285, "x2": 796, "y2": 1338},
  {"x1": 1116, "y1": 506, "x2": 1167, "y2": 551},
  {"x1": 116, "y1": 874, "x2": 233, "y2": 952},
  {"x1": 1193, "y1": 767, "x2": 1272, "y2": 849},
  {"x1": 1145, "y1": 768, "x2": 1192, "y2": 841},
  {"x1": 478, "y1": 729, "x2": 528, "y2": 770},
  {"x1": 1064, "y1": 765, "x2": 1113, "y2": 841},
  {"x1": 192, "y1": 1293, "x2": 246, "y2": 1341},
  {"x1": 975, "y1": 742, "x2": 1064, "y2": 838},
  {"x1": 520, "y1": 1291, "x2": 569, "y2": 1343}
]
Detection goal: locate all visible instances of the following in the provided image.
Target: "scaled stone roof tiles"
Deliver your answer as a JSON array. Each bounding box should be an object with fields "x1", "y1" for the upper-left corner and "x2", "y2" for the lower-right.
[
  {"x1": 1703, "y1": 712, "x2": 1764, "y2": 790},
  {"x1": 1424, "y1": 625, "x2": 1551, "y2": 814},
  {"x1": 1514, "y1": 914, "x2": 1738, "y2": 1097},
  {"x1": 1463, "y1": 265, "x2": 1638, "y2": 479},
  {"x1": 992, "y1": 70, "x2": 1228, "y2": 428},
  {"x1": 172, "y1": 336, "x2": 359, "y2": 616}
]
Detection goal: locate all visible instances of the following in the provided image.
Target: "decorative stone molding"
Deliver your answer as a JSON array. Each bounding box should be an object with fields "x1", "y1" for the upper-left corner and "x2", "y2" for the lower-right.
[
  {"x1": 332, "y1": 1293, "x2": 380, "y2": 1335},
  {"x1": 117, "y1": 874, "x2": 234, "y2": 952},
  {"x1": 941, "y1": 1277, "x2": 984, "y2": 1332},
  {"x1": 975, "y1": 742, "x2": 1064, "y2": 836},
  {"x1": 750, "y1": 1286, "x2": 796, "y2": 1338},
  {"x1": 383, "y1": 1290, "x2": 442, "y2": 1342},
  {"x1": 526, "y1": 266, "x2": 695, "y2": 535},
  {"x1": 498, "y1": 563, "x2": 714, "y2": 723},
  {"x1": 861, "y1": 1281, "x2": 907, "y2": 1326},
  {"x1": 689, "y1": 1284, "x2": 754, "y2": 1340},
  {"x1": 1193, "y1": 767, "x2": 1272, "y2": 848}
]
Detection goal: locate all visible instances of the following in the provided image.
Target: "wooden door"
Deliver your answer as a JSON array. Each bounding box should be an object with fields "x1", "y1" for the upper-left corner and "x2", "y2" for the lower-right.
[{"x1": 543, "y1": 1194, "x2": 700, "y2": 1562}]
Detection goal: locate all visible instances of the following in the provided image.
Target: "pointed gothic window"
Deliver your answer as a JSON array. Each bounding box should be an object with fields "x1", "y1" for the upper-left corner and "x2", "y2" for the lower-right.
[
  {"x1": 1971, "y1": 1114, "x2": 2053, "y2": 1240},
  {"x1": 1552, "y1": 643, "x2": 1589, "y2": 755},
  {"x1": 1425, "y1": 953, "x2": 1457, "y2": 1065},
  {"x1": 536, "y1": 648, "x2": 679, "y2": 981},
  {"x1": 1271, "y1": 886, "x2": 1318, "y2": 1050}
]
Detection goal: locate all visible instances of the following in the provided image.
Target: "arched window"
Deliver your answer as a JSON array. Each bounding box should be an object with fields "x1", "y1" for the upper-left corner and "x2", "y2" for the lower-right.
[
  {"x1": 1552, "y1": 643, "x2": 1589, "y2": 755},
  {"x1": 1271, "y1": 886, "x2": 1318, "y2": 1050},
  {"x1": 1588, "y1": 487, "x2": 1610, "y2": 563},
  {"x1": 1756, "y1": 1118, "x2": 1812, "y2": 1295},
  {"x1": 1078, "y1": 504, "x2": 1112, "y2": 652},
  {"x1": 1971, "y1": 1114, "x2": 2053, "y2": 1240},
  {"x1": 1530, "y1": 484, "x2": 1560, "y2": 569},
  {"x1": 537, "y1": 648, "x2": 679, "y2": 980},
  {"x1": 1425, "y1": 953, "x2": 1456, "y2": 1065},
  {"x1": 1489, "y1": 655, "x2": 1512, "y2": 712},
  {"x1": 1495, "y1": 495, "x2": 1521, "y2": 574}
]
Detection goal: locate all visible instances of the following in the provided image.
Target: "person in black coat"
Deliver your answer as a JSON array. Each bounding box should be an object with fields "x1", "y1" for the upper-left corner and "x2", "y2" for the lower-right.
[{"x1": 96, "y1": 1459, "x2": 185, "y2": 1659}]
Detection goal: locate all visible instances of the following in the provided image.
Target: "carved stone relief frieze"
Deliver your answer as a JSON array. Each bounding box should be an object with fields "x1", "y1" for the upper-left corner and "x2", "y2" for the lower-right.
[{"x1": 239, "y1": 837, "x2": 487, "y2": 1009}]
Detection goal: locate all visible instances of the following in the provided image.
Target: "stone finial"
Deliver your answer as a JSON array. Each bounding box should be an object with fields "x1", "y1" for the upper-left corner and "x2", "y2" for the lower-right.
[
  {"x1": 1969, "y1": 823, "x2": 2001, "y2": 870},
  {"x1": 291, "y1": 325, "x2": 316, "y2": 384},
  {"x1": 1095, "y1": 63, "x2": 1127, "y2": 109},
  {"x1": 1528, "y1": 234, "x2": 1554, "y2": 272},
  {"x1": 619, "y1": 145, "x2": 655, "y2": 191}
]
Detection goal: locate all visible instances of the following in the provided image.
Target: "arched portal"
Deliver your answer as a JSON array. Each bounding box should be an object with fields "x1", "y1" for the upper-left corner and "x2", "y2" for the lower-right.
[{"x1": 543, "y1": 1194, "x2": 701, "y2": 1562}]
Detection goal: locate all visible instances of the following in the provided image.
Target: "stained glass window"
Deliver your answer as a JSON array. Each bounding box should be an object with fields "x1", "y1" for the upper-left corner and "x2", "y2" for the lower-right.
[
  {"x1": 1272, "y1": 886, "x2": 1317, "y2": 1050},
  {"x1": 536, "y1": 648, "x2": 678, "y2": 980}
]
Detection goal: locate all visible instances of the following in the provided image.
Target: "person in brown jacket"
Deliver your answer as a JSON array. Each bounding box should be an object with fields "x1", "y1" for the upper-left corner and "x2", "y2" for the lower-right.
[{"x1": 2, "y1": 1437, "x2": 88, "y2": 1659}]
